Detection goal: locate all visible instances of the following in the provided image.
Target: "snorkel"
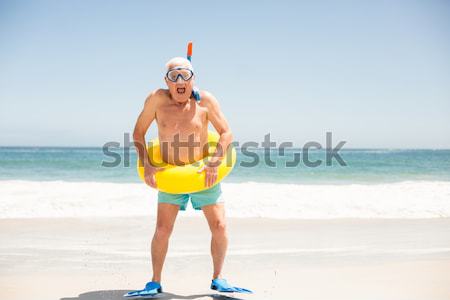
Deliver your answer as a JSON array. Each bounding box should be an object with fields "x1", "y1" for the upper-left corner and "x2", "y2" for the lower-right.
[{"x1": 187, "y1": 41, "x2": 201, "y2": 102}]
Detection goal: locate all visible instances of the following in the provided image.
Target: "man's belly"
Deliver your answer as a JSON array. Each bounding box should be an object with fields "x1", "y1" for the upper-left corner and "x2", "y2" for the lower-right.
[{"x1": 157, "y1": 130, "x2": 209, "y2": 165}]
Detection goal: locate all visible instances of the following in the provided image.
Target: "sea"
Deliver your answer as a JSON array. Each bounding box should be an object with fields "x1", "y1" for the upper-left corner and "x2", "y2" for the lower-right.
[{"x1": 1, "y1": 147, "x2": 449, "y2": 219}]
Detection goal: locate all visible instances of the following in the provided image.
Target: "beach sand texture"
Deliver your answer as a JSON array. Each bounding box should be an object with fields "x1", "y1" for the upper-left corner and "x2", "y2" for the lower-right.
[{"x1": 1, "y1": 216, "x2": 449, "y2": 300}]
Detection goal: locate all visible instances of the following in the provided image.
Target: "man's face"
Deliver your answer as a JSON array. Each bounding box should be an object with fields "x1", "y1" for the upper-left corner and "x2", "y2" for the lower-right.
[{"x1": 164, "y1": 64, "x2": 195, "y2": 103}]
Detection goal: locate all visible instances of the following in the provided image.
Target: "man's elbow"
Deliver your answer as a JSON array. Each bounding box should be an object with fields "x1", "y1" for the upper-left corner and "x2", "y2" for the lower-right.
[
  {"x1": 224, "y1": 131, "x2": 233, "y2": 144},
  {"x1": 133, "y1": 129, "x2": 144, "y2": 142}
]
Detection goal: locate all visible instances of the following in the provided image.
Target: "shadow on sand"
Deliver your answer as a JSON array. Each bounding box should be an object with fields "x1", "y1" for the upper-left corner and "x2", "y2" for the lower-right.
[{"x1": 61, "y1": 290, "x2": 246, "y2": 300}]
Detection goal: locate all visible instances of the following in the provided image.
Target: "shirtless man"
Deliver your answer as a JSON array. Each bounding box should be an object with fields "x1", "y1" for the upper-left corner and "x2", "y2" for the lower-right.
[{"x1": 129, "y1": 57, "x2": 251, "y2": 296}]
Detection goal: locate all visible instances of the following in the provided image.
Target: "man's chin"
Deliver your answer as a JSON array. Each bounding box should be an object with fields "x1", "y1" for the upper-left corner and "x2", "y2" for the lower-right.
[{"x1": 171, "y1": 93, "x2": 190, "y2": 103}]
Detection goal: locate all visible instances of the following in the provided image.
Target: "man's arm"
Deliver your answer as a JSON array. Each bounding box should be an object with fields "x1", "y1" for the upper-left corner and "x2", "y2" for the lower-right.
[
  {"x1": 198, "y1": 91, "x2": 233, "y2": 187},
  {"x1": 203, "y1": 91, "x2": 233, "y2": 164},
  {"x1": 133, "y1": 90, "x2": 161, "y2": 187}
]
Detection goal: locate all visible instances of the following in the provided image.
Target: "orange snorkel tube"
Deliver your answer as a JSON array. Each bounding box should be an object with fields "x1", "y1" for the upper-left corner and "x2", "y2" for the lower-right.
[
  {"x1": 187, "y1": 41, "x2": 193, "y2": 62},
  {"x1": 187, "y1": 41, "x2": 201, "y2": 102}
]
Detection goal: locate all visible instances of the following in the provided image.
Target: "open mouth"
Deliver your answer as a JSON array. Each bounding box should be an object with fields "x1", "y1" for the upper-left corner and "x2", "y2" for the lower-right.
[{"x1": 176, "y1": 87, "x2": 186, "y2": 94}]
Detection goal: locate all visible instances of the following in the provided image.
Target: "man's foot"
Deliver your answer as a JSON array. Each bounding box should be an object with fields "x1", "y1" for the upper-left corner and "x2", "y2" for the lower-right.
[
  {"x1": 210, "y1": 278, "x2": 253, "y2": 294},
  {"x1": 123, "y1": 281, "x2": 163, "y2": 298}
]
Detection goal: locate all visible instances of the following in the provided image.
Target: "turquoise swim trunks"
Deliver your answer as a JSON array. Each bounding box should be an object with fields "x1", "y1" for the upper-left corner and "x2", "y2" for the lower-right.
[{"x1": 158, "y1": 183, "x2": 223, "y2": 210}]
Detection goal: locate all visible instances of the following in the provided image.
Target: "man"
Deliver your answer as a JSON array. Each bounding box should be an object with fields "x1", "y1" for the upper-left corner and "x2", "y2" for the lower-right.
[{"x1": 128, "y1": 57, "x2": 252, "y2": 297}]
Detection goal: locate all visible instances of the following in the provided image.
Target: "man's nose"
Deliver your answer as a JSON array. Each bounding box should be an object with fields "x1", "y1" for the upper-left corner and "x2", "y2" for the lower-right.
[{"x1": 176, "y1": 76, "x2": 184, "y2": 83}]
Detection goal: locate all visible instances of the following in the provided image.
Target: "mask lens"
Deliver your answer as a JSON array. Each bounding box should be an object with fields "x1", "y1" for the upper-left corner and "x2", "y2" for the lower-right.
[
  {"x1": 167, "y1": 70, "x2": 178, "y2": 82},
  {"x1": 167, "y1": 68, "x2": 193, "y2": 82},
  {"x1": 180, "y1": 69, "x2": 193, "y2": 80}
]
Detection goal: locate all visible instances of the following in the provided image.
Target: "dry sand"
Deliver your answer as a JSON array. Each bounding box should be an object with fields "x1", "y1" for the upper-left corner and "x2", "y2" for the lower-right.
[{"x1": 1, "y1": 216, "x2": 450, "y2": 300}]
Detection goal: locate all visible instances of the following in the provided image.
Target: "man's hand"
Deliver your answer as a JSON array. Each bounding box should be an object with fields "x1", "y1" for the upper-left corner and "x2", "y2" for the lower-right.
[
  {"x1": 197, "y1": 161, "x2": 220, "y2": 188},
  {"x1": 144, "y1": 164, "x2": 164, "y2": 188}
]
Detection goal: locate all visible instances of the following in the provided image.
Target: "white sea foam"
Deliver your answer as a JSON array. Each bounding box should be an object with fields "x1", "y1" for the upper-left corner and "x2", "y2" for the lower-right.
[{"x1": 0, "y1": 180, "x2": 449, "y2": 219}]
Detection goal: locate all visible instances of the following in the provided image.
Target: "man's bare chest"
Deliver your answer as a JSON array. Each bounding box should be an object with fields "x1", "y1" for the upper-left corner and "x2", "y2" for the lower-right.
[{"x1": 156, "y1": 104, "x2": 207, "y2": 132}]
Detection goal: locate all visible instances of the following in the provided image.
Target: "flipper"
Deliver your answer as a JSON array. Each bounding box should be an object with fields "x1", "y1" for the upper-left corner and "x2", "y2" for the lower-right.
[
  {"x1": 210, "y1": 278, "x2": 253, "y2": 294},
  {"x1": 123, "y1": 281, "x2": 162, "y2": 298}
]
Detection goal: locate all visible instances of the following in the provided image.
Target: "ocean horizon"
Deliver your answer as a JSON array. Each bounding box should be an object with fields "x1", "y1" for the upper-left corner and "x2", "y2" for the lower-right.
[{"x1": 1, "y1": 147, "x2": 449, "y2": 183}]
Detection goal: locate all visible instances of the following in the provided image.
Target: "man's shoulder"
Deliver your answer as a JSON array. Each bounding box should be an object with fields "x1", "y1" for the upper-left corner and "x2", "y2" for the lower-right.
[
  {"x1": 150, "y1": 88, "x2": 169, "y2": 99},
  {"x1": 145, "y1": 89, "x2": 169, "y2": 106},
  {"x1": 198, "y1": 90, "x2": 219, "y2": 106}
]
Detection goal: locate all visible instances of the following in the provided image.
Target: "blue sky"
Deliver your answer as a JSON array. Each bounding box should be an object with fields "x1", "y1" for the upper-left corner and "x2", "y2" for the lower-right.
[{"x1": 1, "y1": 0, "x2": 449, "y2": 148}]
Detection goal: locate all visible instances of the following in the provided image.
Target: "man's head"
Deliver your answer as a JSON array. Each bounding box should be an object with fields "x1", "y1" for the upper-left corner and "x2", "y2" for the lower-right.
[{"x1": 164, "y1": 57, "x2": 195, "y2": 103}]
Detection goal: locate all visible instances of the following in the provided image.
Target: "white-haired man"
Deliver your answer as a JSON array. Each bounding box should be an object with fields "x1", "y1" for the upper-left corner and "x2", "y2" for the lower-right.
[{"x1": 128, "y1": 57, "x2": 252, "y2": 297}]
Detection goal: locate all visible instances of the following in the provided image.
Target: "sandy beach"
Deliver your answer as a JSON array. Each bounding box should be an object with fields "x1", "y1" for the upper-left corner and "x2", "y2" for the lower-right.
[{"x1": 1, "y1": 216, "x2": 449, "y2": 300}]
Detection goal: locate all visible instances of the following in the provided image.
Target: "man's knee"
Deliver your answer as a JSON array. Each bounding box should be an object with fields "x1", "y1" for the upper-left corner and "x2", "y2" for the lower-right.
[
  {"x1": 211, "y1": 220, "x2": 227, "y2": 237},
  {"x1": 154, "y1": 224, "x2": 174, "y2": 240}
]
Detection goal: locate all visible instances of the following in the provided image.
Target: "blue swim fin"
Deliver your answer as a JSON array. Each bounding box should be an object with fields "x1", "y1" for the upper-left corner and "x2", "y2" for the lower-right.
[
  {"x1": 210, "y1": 278, "x2": 253, "y2": 294},
  {"x1": 123, "y1": 281, "x2": 162, "y2": 298}
]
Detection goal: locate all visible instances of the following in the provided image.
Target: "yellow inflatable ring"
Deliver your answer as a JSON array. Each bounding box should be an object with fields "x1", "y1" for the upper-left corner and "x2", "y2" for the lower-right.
[{"x1": 137, "y1": 131, "x2": 236, "y2": 194}]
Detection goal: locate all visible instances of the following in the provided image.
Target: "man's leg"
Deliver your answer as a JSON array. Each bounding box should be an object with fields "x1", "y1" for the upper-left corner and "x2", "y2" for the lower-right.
[
  {"x1": 202, "y1": 203, "x2": 228, "y2": 279},
  {"x1": 151, "y1": 203, "x2": 179, "y2": 283}
]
